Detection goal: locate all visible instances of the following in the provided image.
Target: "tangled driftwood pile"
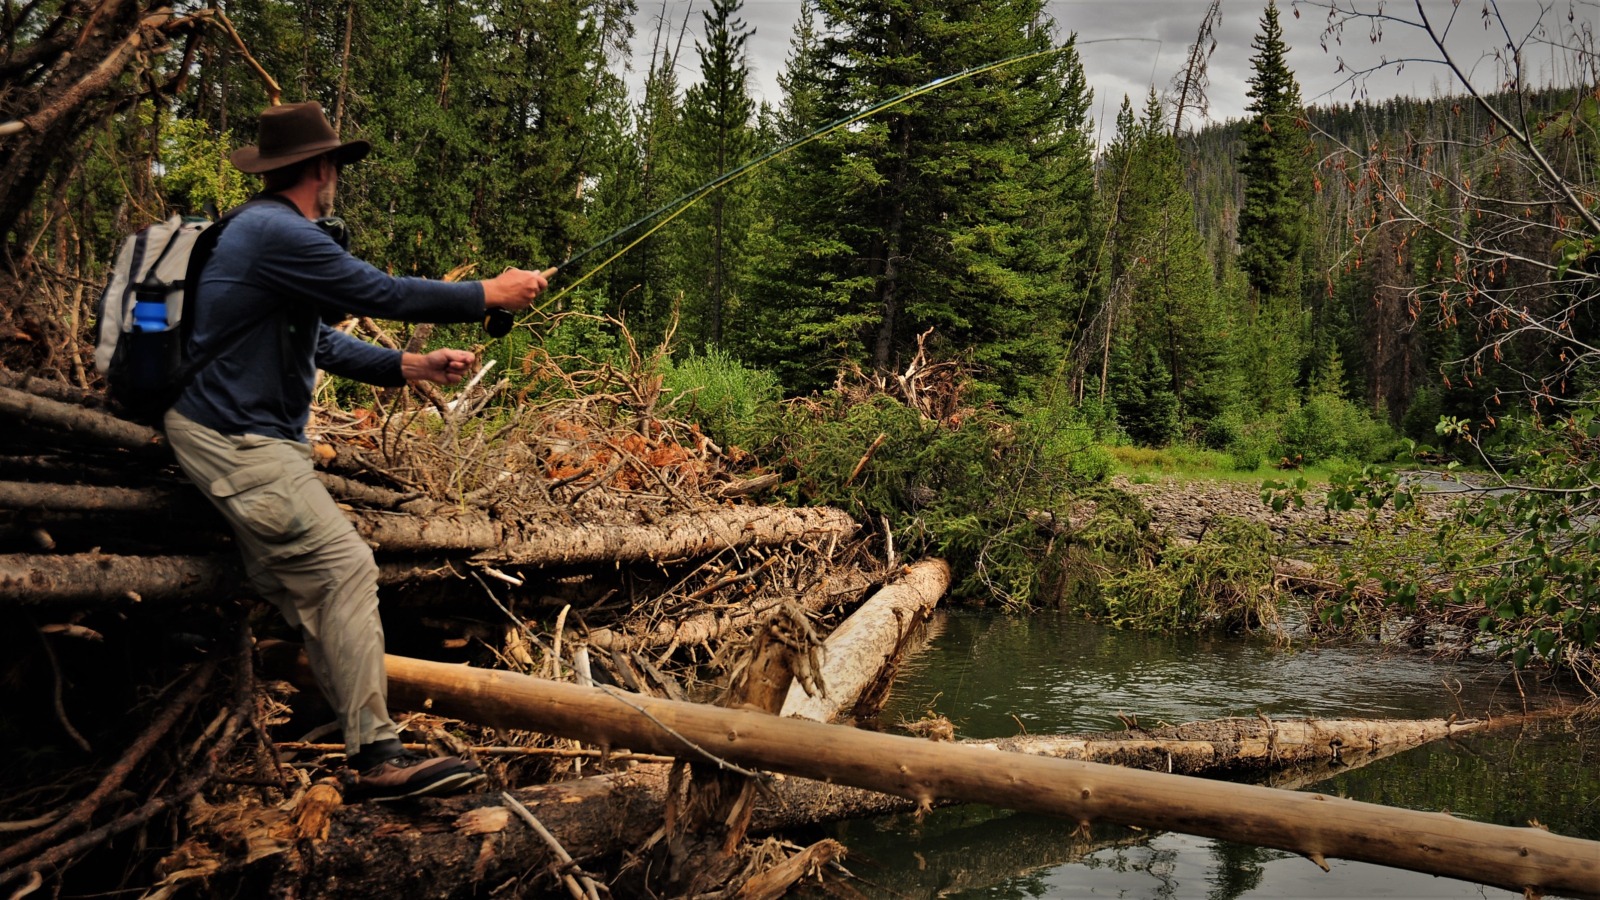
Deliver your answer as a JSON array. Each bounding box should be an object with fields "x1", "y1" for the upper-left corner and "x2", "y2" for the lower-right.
[{"x1": 0, "y1": 351, "x2": 930, "y2": 898}]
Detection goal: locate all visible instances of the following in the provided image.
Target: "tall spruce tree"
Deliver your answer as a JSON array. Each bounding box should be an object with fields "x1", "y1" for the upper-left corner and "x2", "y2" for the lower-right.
[
  {"x1": 593, "y1": 20, "x2": 691, "y2": 343},
  {"x1": 751, "y1": 0, "x2": 1095, "y2": 398},
  {"x1": 1100, "y1": 92, "x2": 1229, "y2": 443},
  {"x1": 1236, "y1": 0, "x2": 1312, "y2": 412},
  {"x1": 682, "y1": 0, "x2": 757, "y2": 348}
]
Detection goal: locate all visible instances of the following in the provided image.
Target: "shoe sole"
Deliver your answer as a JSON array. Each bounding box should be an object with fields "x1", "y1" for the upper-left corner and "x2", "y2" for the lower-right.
[{"x1": 364, "y1": 769, "x2": 487, "y2": 802}]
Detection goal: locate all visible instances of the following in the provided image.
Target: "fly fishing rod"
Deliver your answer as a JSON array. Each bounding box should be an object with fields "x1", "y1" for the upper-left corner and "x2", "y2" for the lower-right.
[{"x1": 485, "y1": 35, "x2": 1153, "y2": 338}]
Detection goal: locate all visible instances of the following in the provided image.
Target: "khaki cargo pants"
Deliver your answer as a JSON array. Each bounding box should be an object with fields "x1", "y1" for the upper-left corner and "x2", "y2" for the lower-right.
[{"x1": 165, "y1": 409, "x2": 399, "y2": 755}]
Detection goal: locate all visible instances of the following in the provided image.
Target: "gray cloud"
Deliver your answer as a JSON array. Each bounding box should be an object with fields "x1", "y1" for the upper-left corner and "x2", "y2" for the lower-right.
[{"x1": 628, "y1": 0, "x2": 1592, "y2": 139}]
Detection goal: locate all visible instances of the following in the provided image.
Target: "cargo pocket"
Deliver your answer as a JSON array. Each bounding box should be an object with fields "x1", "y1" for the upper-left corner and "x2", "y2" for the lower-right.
[{"x1": 208, "y1": 461, "x2": 315, "y2": 544}]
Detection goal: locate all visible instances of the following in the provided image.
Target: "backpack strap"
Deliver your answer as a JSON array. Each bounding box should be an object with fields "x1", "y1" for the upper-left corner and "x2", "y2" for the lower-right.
[{"x1": 169, "y1": 194, "x2": 303, "y2": 396}]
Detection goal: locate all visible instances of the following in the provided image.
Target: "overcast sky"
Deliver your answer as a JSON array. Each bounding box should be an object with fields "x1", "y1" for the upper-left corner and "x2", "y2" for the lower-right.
[{"x1": 627, "y1": 1, "x2": 1593, "y2": 139}]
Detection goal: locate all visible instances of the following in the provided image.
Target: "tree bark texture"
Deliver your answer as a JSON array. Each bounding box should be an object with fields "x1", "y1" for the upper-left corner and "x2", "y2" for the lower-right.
[
  {"x1": 0, "y1": 507, "x2": 858, "y2": 606},
  {"x1": 780, "y1": 558, "x2": 947, "y2": 722},
  {"x1": 0, "y1": 552, "x2": 240, "y2": 606},
  {"x1": 976, "y1": 716, "x2": 1492, "y2": 775},
  {"x1": 0, "y1": 386, "x2": 166, "y2": 456},
  {"x1": 366, "y1": 653, "x2": 1600, "y2": 900}
]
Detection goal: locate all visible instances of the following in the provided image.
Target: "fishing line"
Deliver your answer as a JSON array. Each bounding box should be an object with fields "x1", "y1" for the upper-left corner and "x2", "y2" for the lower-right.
[{"x1": 488, "y1": 35, "x2": 1157, "y2": 336}]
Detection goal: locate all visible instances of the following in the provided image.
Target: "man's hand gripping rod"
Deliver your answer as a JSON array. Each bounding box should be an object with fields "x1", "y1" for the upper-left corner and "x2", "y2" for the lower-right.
[{"x1": 484, "y1": 266, "x2": 560, "y2": 338}]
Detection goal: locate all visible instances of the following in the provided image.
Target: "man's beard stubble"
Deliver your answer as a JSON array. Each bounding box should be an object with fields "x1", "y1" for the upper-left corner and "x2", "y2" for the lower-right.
[{"x1": 316, "y1": 178, "x2": 336, "y2": 218}]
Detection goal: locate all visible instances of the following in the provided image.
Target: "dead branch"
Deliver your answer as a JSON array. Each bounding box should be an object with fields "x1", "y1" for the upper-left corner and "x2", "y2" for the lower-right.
[{"x1": 0, "y1": 661, "x2": 215, "y2": 871}]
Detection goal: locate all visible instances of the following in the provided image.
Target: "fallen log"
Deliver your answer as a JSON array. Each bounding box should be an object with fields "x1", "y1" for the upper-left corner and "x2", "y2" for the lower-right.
[
  {"x1": 979, "y1": 715, "x2": 1489, "y2": 775},
  {"x1": 494, "y1": 506, "x2": 857, "y2": 568},
  {"x1": 364, "y1": 653, "x2": 1600, "y2": 899},
  {"x1": 0, "y1": 507, "x2": 859, "y2": 606},
  {"x1": 0, "y1": 480, "x2": 199, "y2": 515},
  {"x1": 0, "y1": 552, "x2": 240, "y2": 605},
  {"x1": 0, "y1": 386, "x2": 165, "y2": 455},
  {"x1": 780, "y1": 558, "x2": 948, "y2": 722},
  {"x1": 231, "y1": 704, "x2": 1508, "y2": 899}
]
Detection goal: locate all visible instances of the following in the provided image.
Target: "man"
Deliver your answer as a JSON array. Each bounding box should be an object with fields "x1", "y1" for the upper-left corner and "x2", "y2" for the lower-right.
[{"x1": 164, "y1": 101, "x2": 548, "y2": 801}]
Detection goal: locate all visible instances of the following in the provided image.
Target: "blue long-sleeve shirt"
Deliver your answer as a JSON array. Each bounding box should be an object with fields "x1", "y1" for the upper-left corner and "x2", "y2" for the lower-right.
[{"x1": 173, "y1": 198, "x2": 485, "y2": 442}]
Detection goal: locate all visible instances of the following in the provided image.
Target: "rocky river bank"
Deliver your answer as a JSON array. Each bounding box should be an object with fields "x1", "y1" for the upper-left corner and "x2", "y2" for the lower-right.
[{"x1": 1111, "y1": 473, "x2": 1460, "y2": 548}]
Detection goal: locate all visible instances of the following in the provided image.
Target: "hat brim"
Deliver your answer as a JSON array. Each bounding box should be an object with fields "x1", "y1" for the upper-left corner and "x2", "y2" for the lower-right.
[{"x1": 230, "y1": 138, "x2": 371, "y2": 175}]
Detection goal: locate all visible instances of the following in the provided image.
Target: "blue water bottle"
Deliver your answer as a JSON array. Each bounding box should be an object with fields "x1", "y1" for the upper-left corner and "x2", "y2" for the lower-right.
[{"x1": 131, "y1": 284, "x2": 170, "y2": 332}]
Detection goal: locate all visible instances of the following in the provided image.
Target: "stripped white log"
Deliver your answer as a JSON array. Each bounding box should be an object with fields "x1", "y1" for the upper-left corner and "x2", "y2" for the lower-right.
[{"x1": 780, "y1": 558, "x2": 949, "y2": 722}]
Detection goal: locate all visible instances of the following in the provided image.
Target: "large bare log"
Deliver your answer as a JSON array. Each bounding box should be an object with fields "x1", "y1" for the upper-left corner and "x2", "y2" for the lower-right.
[
  {"x1": 228, "y1": 705, "x2": 1528, "y2": 899},
  {"x1": 352, "y1": 510, "x2": 502, "y2": 553},
  {"x1": 494, "y1": 506, "x2": 857, "y2": 567},
  {"x1": 781, "y1": 558, "x2": 947, "y2": 722},
  {"x1": 368, "y1": 653, "x2": 1600, "y2": 899},
  {"x1": 0, "y1": 480, "x2": 194, "y2": 515},
  {"x1": 0, "y1": 507, "x2": 860, "y2": 605},
  {"x1": 0, "y1": 371, "x2": 108, "y2": 408}
]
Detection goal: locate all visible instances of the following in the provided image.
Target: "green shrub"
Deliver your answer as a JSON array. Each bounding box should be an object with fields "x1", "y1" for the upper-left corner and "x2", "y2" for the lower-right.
[
  {"x1": 1280, "y1": 392, "x2": 1395, "y2": 464},
  {"x1": 738, "y1": 387, "x2": 1104, "y2": 607},
  {"x1": 1224, "y1": 413, "x2": 1281, "y2": 469},
  {"x1": 661, "y1": 346, "x2": 782, "y2": 450}
]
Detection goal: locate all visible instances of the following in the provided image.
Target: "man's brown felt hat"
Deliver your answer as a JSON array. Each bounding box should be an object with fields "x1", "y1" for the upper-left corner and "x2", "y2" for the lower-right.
[{"x1": 229, "y1": 102, "x2": 371, "y2": 174}]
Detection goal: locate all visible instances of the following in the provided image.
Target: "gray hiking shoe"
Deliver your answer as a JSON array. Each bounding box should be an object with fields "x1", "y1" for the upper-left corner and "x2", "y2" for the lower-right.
[{"x1": 343, "y1": 751, "x2": 485, "y2": 802}]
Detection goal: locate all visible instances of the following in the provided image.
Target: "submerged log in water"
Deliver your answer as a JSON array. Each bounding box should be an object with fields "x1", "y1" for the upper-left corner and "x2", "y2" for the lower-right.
[{"x1": 978, "y1": 715, "x2": 1493, "y2": 774}]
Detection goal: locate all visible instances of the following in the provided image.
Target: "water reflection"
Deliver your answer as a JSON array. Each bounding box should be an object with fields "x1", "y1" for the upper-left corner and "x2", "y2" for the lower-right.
[
  {"x1": 811, "y1": 609, "x2": 1596, "y2": 899},
  {"x1": 887, "y1": 610, "x2": 1540, "y2": 737}
]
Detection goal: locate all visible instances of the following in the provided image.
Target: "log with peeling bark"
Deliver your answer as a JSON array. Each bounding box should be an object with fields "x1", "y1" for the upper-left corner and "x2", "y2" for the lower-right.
[
  {"x1": 973, "y1": 715, "x2": 1492, "y2": 774},
  {"x1": 0, "y1": 506, "x2": 858, "y2": 606},
  {"x1": 780, "y1": 558, "x2": 948, "y2": 722},
  {"x1": 0, "y1": 480, "x2": 202, "y2": 515},
  {"x1": 0, "y1": 386, "x2": 167, "y2": 455},
  {"x1": 340, "y1": 653, "x2": 1600, "y2": 899}
]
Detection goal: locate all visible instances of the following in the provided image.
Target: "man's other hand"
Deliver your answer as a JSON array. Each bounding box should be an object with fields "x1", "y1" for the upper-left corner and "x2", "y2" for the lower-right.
[
  {"x1": 401, "y1": 348, "x2": 476, "y2": 384},
  {"x1": 483, "y1": 267, "x2": 550, "y2": 311}
]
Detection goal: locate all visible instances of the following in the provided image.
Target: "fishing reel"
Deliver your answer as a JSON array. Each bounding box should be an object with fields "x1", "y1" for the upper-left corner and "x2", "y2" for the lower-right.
[{"x1": 485, "y1": 308, "x2": 514, "y2": 338}]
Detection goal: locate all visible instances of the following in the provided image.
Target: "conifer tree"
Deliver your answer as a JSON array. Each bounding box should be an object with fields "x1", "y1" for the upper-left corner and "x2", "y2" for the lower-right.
[
  {"x1": 732, "y1": 0, "x2": 833, "y2": 384},
  {"x1": 1236, "y1": 0, "x2": 1312, "y2": 412},
  {"x1": 1100, "y1": 92, "x2": 1229, "y2": 443},
  {"x1": 682, "y1": 0, "x2": 757, "y2": 348},
  {"x1": 594, "y1": 20, "x2": 691, "y2": 342},
  {"x1": 751, "y1": 0, "x2": 1096, "y2": 398}
]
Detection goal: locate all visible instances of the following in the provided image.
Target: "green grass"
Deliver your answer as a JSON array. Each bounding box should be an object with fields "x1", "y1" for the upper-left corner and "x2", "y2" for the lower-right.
[{"x1": 1106, "y1": 443, "x2": 1349, "y2": 485}]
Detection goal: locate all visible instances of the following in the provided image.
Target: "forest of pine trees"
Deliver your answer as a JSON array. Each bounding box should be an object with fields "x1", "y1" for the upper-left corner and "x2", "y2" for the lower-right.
[{"x1": 3, "y1": 0, "x2": 1596, "y2": 468}]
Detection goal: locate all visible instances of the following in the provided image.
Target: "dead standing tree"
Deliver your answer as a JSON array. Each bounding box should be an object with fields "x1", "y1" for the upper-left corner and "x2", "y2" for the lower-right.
[{"x1": 1295, "y1": 0, "x2": 1600, "y2": 398}]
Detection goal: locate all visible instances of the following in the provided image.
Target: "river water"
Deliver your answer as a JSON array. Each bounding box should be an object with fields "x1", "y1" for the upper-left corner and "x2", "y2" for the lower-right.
[{"x1": 807, "y1": 609, "x2": 1600, "y2": 899}]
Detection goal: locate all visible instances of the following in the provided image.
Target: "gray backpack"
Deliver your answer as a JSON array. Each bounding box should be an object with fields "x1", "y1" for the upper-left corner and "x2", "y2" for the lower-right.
[{"x1": 94, "y1": 197, "x2": 290, "y2": 421}]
